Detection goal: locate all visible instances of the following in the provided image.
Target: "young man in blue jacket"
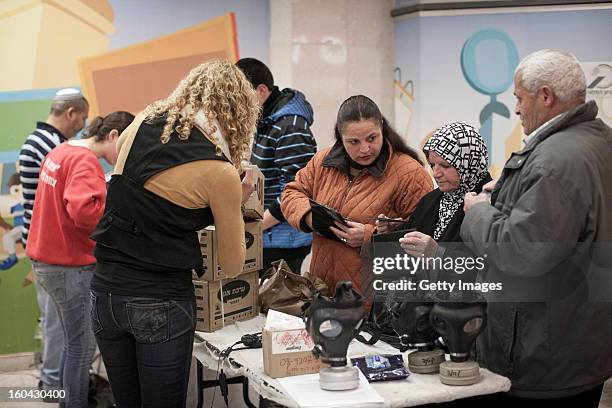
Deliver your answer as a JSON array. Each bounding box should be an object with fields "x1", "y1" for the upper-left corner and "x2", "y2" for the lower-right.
[{"x1": 237, "y1": 58, "x2": 316, "y2": 274}]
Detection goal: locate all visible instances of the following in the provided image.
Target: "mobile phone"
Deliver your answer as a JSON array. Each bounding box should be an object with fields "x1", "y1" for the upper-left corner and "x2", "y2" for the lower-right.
[
  {"x1": 376, "y1": 216, "x2": 405, "y2": 224},
  {"x1": 372, "y1": 228, "x2": 417, "y2": 242}
]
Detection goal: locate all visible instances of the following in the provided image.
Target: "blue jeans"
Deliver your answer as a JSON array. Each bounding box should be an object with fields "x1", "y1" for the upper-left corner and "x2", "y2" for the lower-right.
[
  {"x1": 33, "y1": 262, "x2": 96, "y2": 408},
  {"x1": 35, "y1": 280, "x2": 64, "y2": 387},
  {"x1": 91, "y1": 291, "x2": 196, "y2": 408}
]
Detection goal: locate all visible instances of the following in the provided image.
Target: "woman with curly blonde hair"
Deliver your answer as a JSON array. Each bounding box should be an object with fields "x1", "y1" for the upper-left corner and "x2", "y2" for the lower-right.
[
  {"x1": 90, "y1": 60, "x2": 259, "y2": 408},
  {"x1": 143, "y1": 59, "x2": 257, "y2": 167}
]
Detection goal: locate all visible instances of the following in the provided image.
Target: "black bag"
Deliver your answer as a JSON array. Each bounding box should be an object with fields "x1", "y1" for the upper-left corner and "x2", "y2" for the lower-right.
[
  {"x1": 356, "y1": 301, "x2": 407, "y2": 351},
  {"x1": 356, "y1": 229, "x2": 417, "y2": 350}
]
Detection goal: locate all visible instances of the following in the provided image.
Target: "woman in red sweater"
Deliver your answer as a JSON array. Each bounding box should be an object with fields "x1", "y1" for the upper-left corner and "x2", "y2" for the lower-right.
[{"x1": 27, "y1": 111, "x2": 134, "y2": 408}]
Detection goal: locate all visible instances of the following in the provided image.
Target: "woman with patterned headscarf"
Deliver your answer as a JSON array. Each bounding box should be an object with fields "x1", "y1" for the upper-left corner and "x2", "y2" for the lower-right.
[{"x1": 383, "y1": 122, "x2": 491, "y2": 257}]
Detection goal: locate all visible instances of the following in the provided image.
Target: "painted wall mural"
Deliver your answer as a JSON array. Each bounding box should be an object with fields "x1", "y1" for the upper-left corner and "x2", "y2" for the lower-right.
[
  {"x1": 393, "y1": 67, "x2": 415, "y2": 145},
  {"x1": 0, "y1": 0, "x2": 269, "y2": 236},
  {"x1": 584, "y1": 62, "x2": 612, "y2": 123},
  {"x1": 394, "y1": 9, "x2": 612, "y2": 178},
  {"x1": 0, "y1": 0, "x2": 268, "y2": 353},
  {"x1": 79, "y1": 14, "x2": 239, "y2": 118},
  {"x1": 460, "y1": 29, "x2": 519, "y2": 165}
]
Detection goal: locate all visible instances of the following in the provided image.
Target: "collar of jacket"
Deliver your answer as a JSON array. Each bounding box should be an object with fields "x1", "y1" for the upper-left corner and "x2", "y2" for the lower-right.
[
  {"x1": 491, "y1": 101, "x2": 598, "y2": 204},
  {"x1": 261, "y1": 86, "x2": 284, "y2": 119},
  {"x1": 521, "y1": 100, "x2": 598, "y2": 155},
  {"x1": 322, "y1": 139, "x2": 392, "y2": 178}
]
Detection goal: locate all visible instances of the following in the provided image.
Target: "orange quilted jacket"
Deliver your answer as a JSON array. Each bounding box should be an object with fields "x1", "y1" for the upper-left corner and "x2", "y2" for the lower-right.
[{"x1": 281, "y1": 142, "x2": 433, "y2": 294}]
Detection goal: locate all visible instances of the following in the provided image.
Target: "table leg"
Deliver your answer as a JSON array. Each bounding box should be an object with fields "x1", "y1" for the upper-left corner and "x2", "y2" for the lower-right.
[
  {"x1": 196, "y1": 359, "x2": 204, "y2": 408},
  {"x1": 242, "y1": 377, "x2": 257, "y2": 408}
]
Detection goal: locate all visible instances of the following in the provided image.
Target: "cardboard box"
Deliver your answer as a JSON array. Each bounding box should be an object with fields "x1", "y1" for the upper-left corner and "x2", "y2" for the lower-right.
[
  {"x1": 195, "y1": 220, "x2": 262, "y2": 281},
  {"x1": 194, "y1": 271, "x2": 259, "y2": 332},
  {"x1": 242, "y1": 165, "x2": 264, "y2": 220},
  {"x1": 263, "y1": 310, "x2": 325, "y2": 378}
]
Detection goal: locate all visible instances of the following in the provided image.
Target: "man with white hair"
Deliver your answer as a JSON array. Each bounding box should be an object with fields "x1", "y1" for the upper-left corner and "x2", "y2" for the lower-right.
[
  {"x1": 19, "y1": 88, "x2": 88, "y2": 395},
  {"x1": 462, "y1": 49, "x2": 612, "y2": 405}
]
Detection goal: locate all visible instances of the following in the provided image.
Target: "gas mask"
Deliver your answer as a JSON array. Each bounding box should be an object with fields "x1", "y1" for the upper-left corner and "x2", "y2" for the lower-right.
[
  {"x1": 429, "y1": 302, "x2": 486, "y2": 363},
  {"x1": 306, "y1": 282, "x2": 366, "y2": 390},
  {"x1": 390, "y1": 300, "x2": 445, "y2": 374},
  {"x1": 429, "y1": 301, "x2": 487, "y2": 385},
  {"x1": 390, "y1": 301, "x2": 438, "y2": 349}
]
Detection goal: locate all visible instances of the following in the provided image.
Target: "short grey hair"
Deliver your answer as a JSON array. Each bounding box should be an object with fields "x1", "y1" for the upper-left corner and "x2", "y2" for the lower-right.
[{"x1": 515, "y1": 49, "x2": 586, "y2": 103}]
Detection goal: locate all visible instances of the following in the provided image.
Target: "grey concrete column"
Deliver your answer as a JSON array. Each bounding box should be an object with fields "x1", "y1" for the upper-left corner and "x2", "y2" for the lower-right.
[{"x1": 270, "y1": 0, "x2": 394, "y2": 148}]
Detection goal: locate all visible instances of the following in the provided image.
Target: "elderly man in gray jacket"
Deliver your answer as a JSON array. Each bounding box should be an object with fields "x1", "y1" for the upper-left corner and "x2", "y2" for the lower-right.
[{"x1": 462, "y1": 49, "x2": 612, "y2": 406}]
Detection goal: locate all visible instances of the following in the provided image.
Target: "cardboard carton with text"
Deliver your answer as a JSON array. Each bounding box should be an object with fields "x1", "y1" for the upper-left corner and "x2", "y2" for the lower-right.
[
  {"x1": 194, "y1": 220, "x2": 262, "y2": 281},
  {"x1": 263, "y1": 309, "x2": 325, "y2": 378},
  {"x1": 193, "y1": 271, "x2": 259, "y2": 332},
  {"x1": 242, "y1": 164, "x2": 264, "y2": 220}
]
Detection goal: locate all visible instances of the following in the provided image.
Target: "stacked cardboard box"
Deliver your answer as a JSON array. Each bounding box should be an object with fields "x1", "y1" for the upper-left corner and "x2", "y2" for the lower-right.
[
  {"x1": 194, "y1": 221, "x2": 263, "y2": 281},
  {"x1": 193, "y1": 165, "x2": 264, "y2": 332},
  {"x1": 194, "y1": 271, "x2": 259, "y2": 332},
  {"x1": 241, "y1": 164, "x2": 265, "y2": 220}
]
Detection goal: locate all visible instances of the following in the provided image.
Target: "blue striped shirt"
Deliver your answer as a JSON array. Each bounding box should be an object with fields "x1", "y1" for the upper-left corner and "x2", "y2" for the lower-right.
[
  {"x1": 251, "y1": 115, "x2": 316, "y2": 209},
  {"x1": 19, "y1": 122, "x2": 67, "y2": 244}
]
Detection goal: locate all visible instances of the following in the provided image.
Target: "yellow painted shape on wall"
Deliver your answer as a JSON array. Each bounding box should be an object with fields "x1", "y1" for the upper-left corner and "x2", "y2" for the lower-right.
[
  {"x1": 598, "y1": 96, "x2": 612, "y2": 121},
  {"x1": 481, "y1": 122, "x2": 524, "y2": 179},
  {"x1": 0, "y1": 1, "x2": 43, "y2": 91},
  {"x1": 505, "y1": 122, "x2": 524, "y2": 161},
  {"x1": 34, "y1": 2, "x2": 111, "y2": 88},
  {"x1": 0, "y1": 0, "x2": 114, "y2": 91},
  {"x1": 394, "y1": 79, "x2": 415, "y2": 139},
  {"x1": 489, "y1": 164, "x2": 501, "y2": 180},
  {"x1": 419, "y1": 129, "x2": 436, "y2": 182},
  {"x1": 77, "y1": 0, "x2": 113, "y2": 23}
]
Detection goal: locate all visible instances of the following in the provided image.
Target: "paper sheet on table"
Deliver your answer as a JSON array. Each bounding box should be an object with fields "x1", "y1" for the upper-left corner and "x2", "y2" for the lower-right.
[
  {"x1": 277, "y1": 370, "x2": 384, "y2": 408},
  {"x1": 264, "y1": 309, "x2": 306, "y2": 331}
]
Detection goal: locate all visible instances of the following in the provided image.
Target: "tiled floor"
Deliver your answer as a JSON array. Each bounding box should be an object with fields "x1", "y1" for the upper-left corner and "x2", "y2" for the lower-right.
[
  {"x1": 0, "y1": 364, "x2": 611, "y2": 408},
  {"x1": 0, "y1": 369, "x2": 55, "y2": 407}
]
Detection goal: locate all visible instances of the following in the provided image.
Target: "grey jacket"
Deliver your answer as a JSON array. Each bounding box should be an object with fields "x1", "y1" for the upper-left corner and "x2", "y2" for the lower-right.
[{"x1": 460, "y1": 101, "x2": 612, "y2": 398}]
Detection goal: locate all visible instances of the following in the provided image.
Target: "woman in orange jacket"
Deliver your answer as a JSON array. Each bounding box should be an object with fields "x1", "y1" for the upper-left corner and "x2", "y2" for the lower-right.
[{"x1": 281, "y1": 95, "x2": 432, "y2": 294}]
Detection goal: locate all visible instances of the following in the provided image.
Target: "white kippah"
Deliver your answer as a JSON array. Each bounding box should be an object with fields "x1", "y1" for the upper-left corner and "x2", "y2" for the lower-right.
[{"x1": 53, "y1": 88, "x2": 83, "y2": 101}]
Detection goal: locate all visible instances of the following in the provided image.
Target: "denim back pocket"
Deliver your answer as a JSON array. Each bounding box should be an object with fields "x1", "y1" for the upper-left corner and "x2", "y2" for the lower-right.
[
  {"x1": 126, "y1": 300, "x2": 170, "y2": 344},
  {"x1": 90, "y1": 293, "x2": 103, "y2": 335},
  {"x1": 34, "y1": 268, "x2": 66, "y2": 304}
]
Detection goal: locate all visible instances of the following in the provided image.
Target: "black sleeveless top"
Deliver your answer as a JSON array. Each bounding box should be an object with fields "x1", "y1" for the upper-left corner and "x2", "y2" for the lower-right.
[{"x1": 90, "y1": 115, "x2": 230, "y2": 300}]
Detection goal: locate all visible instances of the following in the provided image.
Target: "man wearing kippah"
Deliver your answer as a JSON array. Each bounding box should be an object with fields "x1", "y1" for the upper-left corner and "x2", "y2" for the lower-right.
[{"x1": 18, "y1": 88, "x2": 88, "y2": 396}]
